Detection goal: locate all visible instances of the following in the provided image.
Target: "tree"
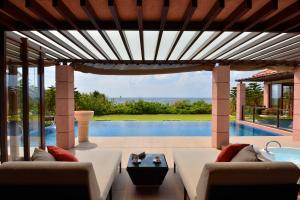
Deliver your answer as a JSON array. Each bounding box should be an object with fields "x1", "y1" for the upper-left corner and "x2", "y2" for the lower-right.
[
  {"x1": 230, "y1": 87, "x2": 237, "y2": 114},
  {"x1": 246, "y1": 83, "x2": 263, "y2": 107},
  {"x1": 45, "y1": 86, "x2": 56, "y2": 115}
]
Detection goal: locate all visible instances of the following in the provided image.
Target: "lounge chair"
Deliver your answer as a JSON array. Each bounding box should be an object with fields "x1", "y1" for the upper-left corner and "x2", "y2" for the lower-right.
[
  {"x1": 0, "y1": 149, "x2": 122, "y2": 200},
  {"x1": 173, "y1": 150, "x2": 300, "y2": 200}
]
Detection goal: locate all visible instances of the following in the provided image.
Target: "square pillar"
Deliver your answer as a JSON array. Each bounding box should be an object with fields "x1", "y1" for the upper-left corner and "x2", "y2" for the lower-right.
[
  {"x1": 55, "y1": 65, "x2": 75, "y2": 149},
  {"x1": 212, "y1": 65, "x2": 230, "y2": 149},
  {"x1": 236, "y1": 82, "x2": 246, "y2": 121},
  {"x1": 293, "y1": 67, "x2": 300, "y2": 141},
  {"x1": 263, "y1": 83, "x2": 270, "y2": 108}
]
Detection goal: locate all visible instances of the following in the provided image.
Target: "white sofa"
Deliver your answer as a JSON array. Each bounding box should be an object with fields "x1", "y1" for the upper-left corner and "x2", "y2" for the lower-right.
[
  {"x1": 173, "y1": 149, "x2": 300, "y2": 200},
  {"x1": 0, "y1": 149, "x2": 122, "y2": 200}
]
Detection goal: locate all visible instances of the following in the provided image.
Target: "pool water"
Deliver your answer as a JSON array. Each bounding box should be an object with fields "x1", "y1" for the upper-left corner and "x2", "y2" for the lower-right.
[
  {"x1": 261, "y1": 147, "x2": 300, "y2": 166},
  {"x1": 44, "y1": 121, "x2": 281, "y2": 145}
]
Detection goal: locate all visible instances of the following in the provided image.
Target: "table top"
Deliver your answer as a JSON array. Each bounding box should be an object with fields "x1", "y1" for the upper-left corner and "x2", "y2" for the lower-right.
[{"x1": 127, "y1": 154, "x2": 168, "y2": 168}]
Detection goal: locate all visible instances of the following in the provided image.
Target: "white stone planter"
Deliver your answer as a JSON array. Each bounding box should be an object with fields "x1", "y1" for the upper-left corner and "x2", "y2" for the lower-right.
[{"x1": 74, "y1": 111, "x2": 94, "y2": 143}]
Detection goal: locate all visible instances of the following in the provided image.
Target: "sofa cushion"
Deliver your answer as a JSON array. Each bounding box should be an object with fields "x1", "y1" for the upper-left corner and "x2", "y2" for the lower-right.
[
  {"x1": 231, "y1": 145, "x2": 260, "y2": 162},
  {"x1": 216, "y1": 143, "x2": 249, "y2": 162},
  {"x1": 47, "y1": 146, "x2": 78, "y2": 162},
  {"x1": 75, "y1": 149, "x2": 122, "y2": 200},
  {"x1": 173, "y1": 149, "x2": 219, "y2": 200},
  {"x1": 31, "y1": 148, "x2": 56, "y2": 161}
]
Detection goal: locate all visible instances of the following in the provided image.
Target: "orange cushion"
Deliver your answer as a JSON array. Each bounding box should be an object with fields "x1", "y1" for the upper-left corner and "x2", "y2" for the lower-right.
[
  {"x1": 216, "y1": 143, "x2": 249, "y2": 162},
  {"x1": 47, "y1": 146, "x2": 78, "y2": 162}
]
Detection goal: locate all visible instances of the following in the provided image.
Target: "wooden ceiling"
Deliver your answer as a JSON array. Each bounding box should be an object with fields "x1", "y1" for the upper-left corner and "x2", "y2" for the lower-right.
[
  {"x1": 2, "y1": 0, "x2": 300, "y2": 74},
  {"x1": 0, "y1": 0, "x2": 299, "y2": 32}
]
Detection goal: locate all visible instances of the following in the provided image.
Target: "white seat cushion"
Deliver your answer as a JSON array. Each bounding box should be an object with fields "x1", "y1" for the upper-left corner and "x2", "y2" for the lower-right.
[
  {"x1": 173, "y1": 149, "x2": 219, "y2": 200},
  {"x1": 75, "y1": 149, "x2": 122, "y2": 200}
]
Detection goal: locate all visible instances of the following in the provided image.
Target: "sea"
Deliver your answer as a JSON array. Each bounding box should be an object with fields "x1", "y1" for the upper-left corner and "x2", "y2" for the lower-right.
[{"x1": 109, "y1": 97, "x2": 211, "y2": 104}]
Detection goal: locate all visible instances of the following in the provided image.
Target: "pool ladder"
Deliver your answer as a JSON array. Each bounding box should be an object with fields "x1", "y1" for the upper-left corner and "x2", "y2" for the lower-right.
[{"x1": 265, "y1": 140, "x2": 282, "y2": 153}]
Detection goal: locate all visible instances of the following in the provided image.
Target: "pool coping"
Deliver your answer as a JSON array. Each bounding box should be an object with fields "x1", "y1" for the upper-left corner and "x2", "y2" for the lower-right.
[{"x1": 236, "y1": 120, "x2": 292, "y2": 136}]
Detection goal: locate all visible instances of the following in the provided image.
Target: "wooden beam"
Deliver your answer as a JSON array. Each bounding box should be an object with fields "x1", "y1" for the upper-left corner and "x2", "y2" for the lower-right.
[
  {"x1": 0, "y1": 12, "x2": 17, "y2": 30},
  {"x1": 189, "y1": 0, "x2": 252, "y2": 61},
  {"x1": 20, "y1": 38, "x2": 30, "y2": 161},
  {"x1": 166, "y1": 0, "x2": 197, "y2": 60},
  {"x1": 56, "y1": 58, "x2": 299, "y2": 66},
  {"x1": 53, "y1": 0, "x2": 109, "y2": 60},
  {"x1": 177, "y1": 0, "x2": 224, "y2": 60},
  {"x1": 38, "y1": 48, "x2": 45, "y2": 150},
  {"x1": 204, "y1": 0, "x2": 277, "y2": 60},
  {"x1": 263, "y1": 0, "x2": 300, "y2": 31},
  {"x1": 0, "y1": 0, "x2": 37, "y2": 29},
  {"x1": 108, "y1": 0, "x2": 133, "y2": 60},
  {"x1": 242, "y1": 0, "x2": 278, "y2": 31},
  {"x1": 280, "y1": 15, "x2": 300, "y2": 32},
  {"x1": 154, "y1": 0, "x2": 169, "y2": 61},
  {"x1": 0, "y1": 30, "x2": 8, "y2": 163},
  {"x1": 137, "y1": 0, "x2": 144, "y2": 61},
  {"x1": 80, "y1": 0, "x2": 121, "y2": 60},
  {"x1": 222, "y1": 0, "x2": 252, "y2": 30}
]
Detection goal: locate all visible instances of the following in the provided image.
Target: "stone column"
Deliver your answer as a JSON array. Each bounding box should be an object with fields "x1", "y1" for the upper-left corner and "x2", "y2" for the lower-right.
[
  {"x1": 212, "y1": 65, "x2": 230, "y2": 149},
  {"x1": 263, "y1": 83, "x2": 270, "y2": 108},
  {"x1": 55, "y1": 65, "x2": 75, "y2": 149},
  {"x1": 236, "y1": 82, "x2": 246, "y2": 121},
  {"x1": 293, "y1": 67, "x2": 300, "y2": 141}
]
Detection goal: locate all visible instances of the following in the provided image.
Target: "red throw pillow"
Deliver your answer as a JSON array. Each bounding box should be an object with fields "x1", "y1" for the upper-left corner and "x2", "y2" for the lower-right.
[
  {"x1": 47, "y1": 146, "x2": 78, "y2": 162},
  {"x1": 216, "y1": 143, "x2": 249, "y2": 162}
]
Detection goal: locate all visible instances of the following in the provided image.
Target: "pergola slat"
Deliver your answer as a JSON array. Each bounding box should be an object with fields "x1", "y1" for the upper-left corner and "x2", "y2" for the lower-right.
[
  {"x1": 200, "y1": 32, "x2": 240, "y2": 60},
  {"x1": 60, "y1": 31, "x2": 100, "y2": 59},
  {"x1": 80, "y1": 0, "x2": 121, "y2": 60},
  {"x1": 137, "y1": 0, "x2": 144, "y2": 61},
  {"x1": 7, "y1": 31, "x2": 60, "y2": 59},
  {"x1": 20, "y1": 31, "x2": 74, "y2": 59},
  {"x1": 221, "y1": 33, "x2": 277, "y2": 60},
  {"x1": 52, "y1": 0, "x2": 108, "y2": 60},
  {"x1": 281, "y1": 15, "x2": 300, "y2": 32},
  {"x1": 108, "y1": 0, "x2": 133, "y2": 60},
  {"x1": 40, "y1": 31, "x2": 88, "y2": 59},
  {"x1": 189, "y1": 0, "x2": 252, "y2": 61},
  {"x1": 247, "y1": 36, "x2": 300, "y2": 60},
  {"x1": 166, "y1": 0, "x2": 197, "y2": 60},
  {"x1": 234, "y1": 34, "x2": 297, "y2": 60},
  {"x1": 270, "y1": 47, "x2": 300, "y2": 60},
  {"x1": 212, "y1": 32, "x2": 260, "y2": 59},
  {"x1": 177, "y1": 0, "x2": 224, "y2": 60},
  {"x1": 154, "y1": 0, "x2": 169, "y2": 61}
]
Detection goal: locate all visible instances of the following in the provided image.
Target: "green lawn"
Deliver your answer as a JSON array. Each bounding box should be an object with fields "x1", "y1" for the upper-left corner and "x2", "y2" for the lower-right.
[{"x1": 93, "y1": 114, "x2": 236, "y2": 121}]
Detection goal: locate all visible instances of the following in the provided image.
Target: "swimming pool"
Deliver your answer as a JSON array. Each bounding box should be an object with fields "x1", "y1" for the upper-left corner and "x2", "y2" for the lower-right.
[{"x1": 43, "y1": 121, "x2": 281, "y2": 145}]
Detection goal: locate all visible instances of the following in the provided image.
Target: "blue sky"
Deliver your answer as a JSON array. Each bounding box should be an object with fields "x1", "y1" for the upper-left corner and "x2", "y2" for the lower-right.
[{"x1": 45, "y1": 66, "x2": 258, "y2": 98}]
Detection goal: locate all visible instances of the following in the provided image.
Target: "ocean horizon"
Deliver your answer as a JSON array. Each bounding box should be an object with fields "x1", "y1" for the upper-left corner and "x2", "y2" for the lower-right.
[{"x1": 109, "y1": 97, "x2": 211, "y2": 104}]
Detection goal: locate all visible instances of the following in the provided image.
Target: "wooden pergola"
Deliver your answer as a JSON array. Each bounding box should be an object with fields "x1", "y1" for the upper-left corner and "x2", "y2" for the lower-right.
[{"x1": 0, "y1": 0, "x2": 300, "y2": 162}]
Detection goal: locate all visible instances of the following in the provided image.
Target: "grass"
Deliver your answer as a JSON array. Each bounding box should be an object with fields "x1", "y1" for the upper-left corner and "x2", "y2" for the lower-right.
[{"x1": 93, "y1": 114, "x2": 236, "y2": 121}]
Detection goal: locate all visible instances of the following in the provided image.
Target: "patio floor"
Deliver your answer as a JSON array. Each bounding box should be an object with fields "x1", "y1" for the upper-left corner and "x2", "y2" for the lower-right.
[{"x1": 73, "y1": 136, "x2": 300, "y2": 200}]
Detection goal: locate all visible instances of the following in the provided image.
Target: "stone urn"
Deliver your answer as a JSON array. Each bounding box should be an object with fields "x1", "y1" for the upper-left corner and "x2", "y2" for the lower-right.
[{"x1": 74, "y1": 111, "x2": 94, "y2": 143}]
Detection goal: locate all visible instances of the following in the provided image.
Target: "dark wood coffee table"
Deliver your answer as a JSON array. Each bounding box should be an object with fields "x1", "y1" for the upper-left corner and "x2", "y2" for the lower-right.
[{"x1": 127, "y1": 154, "x2": 168, "y2": 186}]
